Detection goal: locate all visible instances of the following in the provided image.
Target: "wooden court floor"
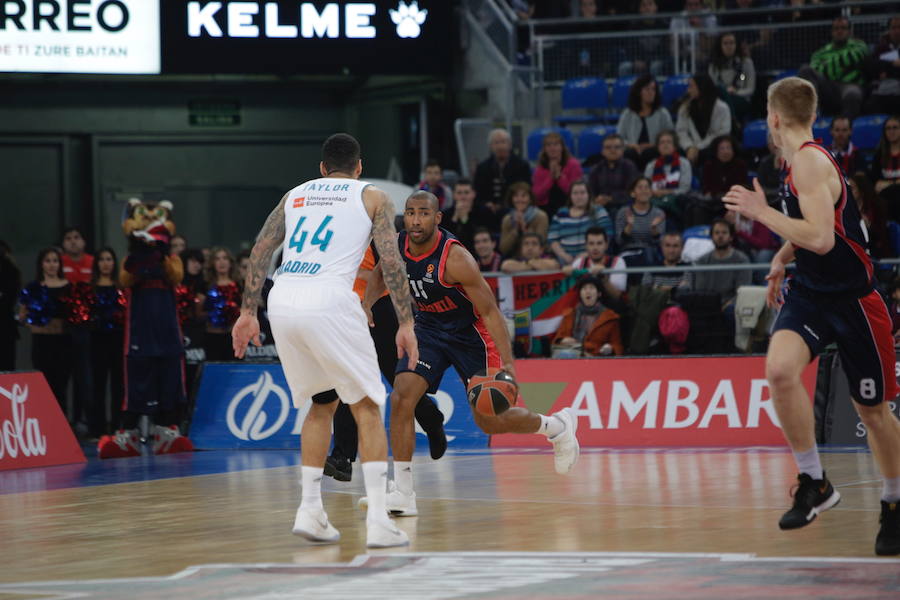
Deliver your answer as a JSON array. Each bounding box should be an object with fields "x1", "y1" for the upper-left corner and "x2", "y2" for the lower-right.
[{"x1": 1, "y1": 446, "x2": 898, "y2": 591}]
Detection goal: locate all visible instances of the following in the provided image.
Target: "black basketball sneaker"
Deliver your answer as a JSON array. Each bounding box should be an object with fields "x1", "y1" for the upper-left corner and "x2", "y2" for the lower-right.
[
  {"x1": 778, "y1": 472, "x2": 841, "y2": 530},
  {"x1": 876, "y1": 500, "x2": 900, "y2": 556}
]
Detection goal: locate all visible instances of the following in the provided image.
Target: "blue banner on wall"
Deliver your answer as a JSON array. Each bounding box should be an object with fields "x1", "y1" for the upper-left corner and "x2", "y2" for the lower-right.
[{"x1": 190, "y1": 362, "x2": 488, "y2": 451}]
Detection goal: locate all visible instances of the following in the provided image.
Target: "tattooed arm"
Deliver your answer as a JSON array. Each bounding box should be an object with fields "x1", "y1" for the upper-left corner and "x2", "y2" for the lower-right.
[
  {"x1": 363, "y1": 186, "x2": 418, "y2": 368},
  {"x1": 232, "y1": 193, "x2": 287, "y2": 358}
]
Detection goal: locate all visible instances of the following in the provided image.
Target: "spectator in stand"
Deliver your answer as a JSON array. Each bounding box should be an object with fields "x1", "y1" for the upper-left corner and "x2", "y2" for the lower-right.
[
  {"x1": 418, "y1": 158, "x2": 453, "y2": 212},
  {"x1": 690, "y1": 218, "x2": 751, "y2": 315},
  {"x1": 443, "y1": 178, "x2": 492, "y2": 253},
  {"x1": 645, "y1": 130, "x2": 692, "y2": 229},
  {"x1": 552, "y1": 276, "x2": 624, "y2": 357},
  {"x1": 799, "y1": 17, "x2": 868, "y2": 119},
  {"x1": 201, "y1": 247, "x2": 241, "y2": 362},
  {"x1": 709, "y1": 32, "x2": 756, "y2": 124},
  {"x1": 61, "y1": 227, "x2": 93, "y2": 284},
  {"x1": 719, "y1": 0, "x2": 773, "y2": 60},
  {"x1": 89, "y1": 247, "x2": 125, "y2": 437},
  {"x1": 472, "y1": 227, "x2": 503, "y2": 272},
  {"x1": 622, "y1": 0, "x2": 666, "y2": 77},
  {"x1": 18, "y1": 248, "x2": 73, "y2": 419},
  {"x1": 528, "y1": 0, "x2": 571, "y2": 18},
  {"x1": 499, "y1": 182, "x2": 550, "y2": 257},
  {"x1": 617, "y1": 74, "x2": 674, "y2": 168},
  {"x1": 670, "y1": 0, "x2": 718, "y2": 74},
  {"x1": 562, "y1": 227, "x2": 627, "y2": 301},
  {"x1": 181, "y1": 248, "x2": 206, "y2": 295},
  {"x1": 642, "y1": 231, "x2": 691, "y2": 291},
  {"x1": 849, "y1": 172, "x2": 893, "y2": 259},
  {"x1": 500, "y1": 232, "x2": 559, "y2": 273},
  {"x1": 60, "y1": 226, "x2": 93, "y2": 438},
  {"x1": 865, "y1": 16, "x2": 900, "y2": 115},
  {"x1": 723, "y1": 210, "x2": 779, "y2": 283},
  {"x1": 578, "y1": 0, "x2": 598, "y2": 17},
  {"x1": 474, "y1": 128, "x2": 532, "y2": 222},
  {"x1": 617, "y1": 177, "x2": 666, "y2": 257},
  {"x1": 586, "y1": 133, "x2": 640, "y2": 212},
  {"x1": 676, "y1": 73, "x2": 733, "y2": 166},
  {"x1": 532, "y1": 131, "x2": 583, "y2": 218},
  {"x1": 757, "y1": 134, "x2": 784, "y2": 205},
  {"x1": 548, "y1": 180, "x2": 613, "y2": 266},
  {"x1": 170, "y1": 235, "x2": 187, "y2": 258},
  {"x1": 829, "y1": 117, "x2": 858, "y2": 176},
  {"x1": 0, "y1": 240, "x2": 21, "y2": 371},
  {"x1": 872, "y1": 116, "x2": 900, "y2": 221},
  {"x1": 236, "y1": 249, "x2": 251, "y2": 285},
  {"x1": 702, "y1": 135, "x2": 749, "y2": 201}
]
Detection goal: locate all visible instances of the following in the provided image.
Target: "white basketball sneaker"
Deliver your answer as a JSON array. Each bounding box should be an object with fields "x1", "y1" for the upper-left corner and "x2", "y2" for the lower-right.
[
  {"x1": 292, "y1": 506, "x2": 340, "y2": 543},
  {"x1": 358, "y1": 480, "x2": 419, "y2": 516},
  {"x1": 366, "y1": 517, "x2": 410, "y2": 548},
  {"x1": 549, "y1": 407, "x2": 579, "y2": 475}
]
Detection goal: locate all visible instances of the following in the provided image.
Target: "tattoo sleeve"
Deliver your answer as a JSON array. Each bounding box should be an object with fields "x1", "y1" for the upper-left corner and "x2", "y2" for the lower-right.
[
  {"x1": 370, "y1": 195, "x2": 414, "y2": 324},
  {"x1": 242, "y1": 194, "x2": 287, "y2": 313}
]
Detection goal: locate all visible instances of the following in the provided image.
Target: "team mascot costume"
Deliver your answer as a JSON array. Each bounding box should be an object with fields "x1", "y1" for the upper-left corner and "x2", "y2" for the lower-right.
[{"x1": 97, "y1": 199, "x2": 194, "y2": 458}]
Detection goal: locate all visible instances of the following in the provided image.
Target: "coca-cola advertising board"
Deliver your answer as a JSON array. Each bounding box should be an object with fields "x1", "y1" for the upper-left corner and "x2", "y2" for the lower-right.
[
  {"x1": 0, "y1": 372, "x2": 86, "y2": 471},
  {"x1": 493, "y1": 357, "x2": 818, "y2": 447}
]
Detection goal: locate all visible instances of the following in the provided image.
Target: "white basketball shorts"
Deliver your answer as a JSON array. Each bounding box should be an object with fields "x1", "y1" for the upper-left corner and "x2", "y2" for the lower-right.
[{"x1": 267, "y1": 280, "x2": 386, "y2": 408}]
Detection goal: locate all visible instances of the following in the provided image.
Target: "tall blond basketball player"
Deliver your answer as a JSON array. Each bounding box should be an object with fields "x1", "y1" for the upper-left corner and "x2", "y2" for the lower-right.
[{"x1": 233, "y1": 133, "x2": 417, "y2": 548}]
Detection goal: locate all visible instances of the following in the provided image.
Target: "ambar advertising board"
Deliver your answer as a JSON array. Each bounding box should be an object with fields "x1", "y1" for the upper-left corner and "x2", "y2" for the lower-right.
[
  {"x1": 161, "y1": 0, "x2": 452, "y2": 74},
  {"x1": 0, "y1": 0, "x2": 161, "y2": 73}
]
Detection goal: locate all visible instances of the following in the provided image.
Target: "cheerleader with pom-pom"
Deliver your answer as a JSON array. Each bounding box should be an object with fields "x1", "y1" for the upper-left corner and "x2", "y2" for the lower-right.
[
  {"x1": 89, "y1": 247, "x2": 126, "y2": 437},
  {"x1": 200, "y1": 247, "x2": 241, "y2": 362},
  {"x1": 18, "y1": 248, "x2": 74, "y2": 418}
]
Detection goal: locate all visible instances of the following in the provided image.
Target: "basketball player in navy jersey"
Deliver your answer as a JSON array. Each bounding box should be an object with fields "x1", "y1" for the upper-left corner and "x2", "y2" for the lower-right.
[
  {"x1": 724, "y1": 77, "x2": 900, "y2": 555},
  {"x1": 360, "y1": 191, "x2": 579, "y2": 517}
]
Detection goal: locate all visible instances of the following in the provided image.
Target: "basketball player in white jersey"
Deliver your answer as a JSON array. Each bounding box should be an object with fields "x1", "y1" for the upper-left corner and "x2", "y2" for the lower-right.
[{"x1": 232, "y1": 133, "x2": 416, "y2": 548}]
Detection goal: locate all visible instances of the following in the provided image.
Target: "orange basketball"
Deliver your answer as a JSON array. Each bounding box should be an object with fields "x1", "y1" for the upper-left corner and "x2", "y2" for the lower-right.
[{"x1": 466, "y1": 368, "x2": 517, "y2": 416}]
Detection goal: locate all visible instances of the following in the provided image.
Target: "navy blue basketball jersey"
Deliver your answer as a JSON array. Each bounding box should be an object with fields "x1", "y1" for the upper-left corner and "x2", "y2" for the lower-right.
[
  {"x1": 779, "y1": 141, "x2": 873, "y2": 295},
  {"x1": 399, "y1": 228, "x2": 479, "y2": 333}
]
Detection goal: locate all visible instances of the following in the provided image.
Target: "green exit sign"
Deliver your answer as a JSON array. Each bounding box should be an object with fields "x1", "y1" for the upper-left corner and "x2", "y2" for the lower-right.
[{"x1": 189, "y1": 99, "x2": 241, "y2": 127}]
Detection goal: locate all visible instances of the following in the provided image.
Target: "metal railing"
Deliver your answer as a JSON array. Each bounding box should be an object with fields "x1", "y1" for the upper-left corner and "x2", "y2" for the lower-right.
[{"x1": 526, "y1": 0, "x2": 897, "y2": 85}]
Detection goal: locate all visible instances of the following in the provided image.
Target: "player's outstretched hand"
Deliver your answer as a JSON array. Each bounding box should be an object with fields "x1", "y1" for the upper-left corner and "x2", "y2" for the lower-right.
[
  {"x1": 396, "y1": 321, "x2": 419, "y2": 371},
  {"x1": 232, "y1": 313, "x2": 261, "y2": 359},
  {"x1": 723, "y1": 178, "x2": 767, "y2": 220},
  {"x1": 765, "y1": 260, "x2": 786, "y2": 309}
]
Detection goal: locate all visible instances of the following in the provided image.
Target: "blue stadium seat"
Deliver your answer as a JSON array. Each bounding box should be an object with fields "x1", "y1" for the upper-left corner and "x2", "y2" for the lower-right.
[
  {"x1": 662, "y1": 74, "x2": 691, "y2": 108},
  {"x1": 887, "y1": 221, "x2": 900, "y2": 257},
  {"x1": 555, "y1": 77, "x2": 609, "y2": 125},
  {"x1": 812, "y1": 118, "x2": 832, "y2": 146},
  {"x1": 852, "y1": 115, "x2": 888, "y2": 150},
  {"x1": 743, "y1": 119, "x2": 768, "y2": 149},
  {"x1": 773, "y1": 69, "x2": 798, "y2": 81},
  {"x1": 577, "y1": 126, "x2": 613, "y2": 159},
  {"x1": 612, "y1": 76, "x2": 636, "y2": 110},
  {"x1": 527, "y1": 127, "x2": 576, "y2": 162}
]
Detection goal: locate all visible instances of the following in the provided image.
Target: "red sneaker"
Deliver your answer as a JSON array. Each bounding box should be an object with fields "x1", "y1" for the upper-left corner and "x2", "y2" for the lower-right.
[
  {"x1": 97, "y1": 429, "x2": 141, "y2": 459},
  {"x1": 152, "y1": 425, "x2": 194, "y2": 455}
]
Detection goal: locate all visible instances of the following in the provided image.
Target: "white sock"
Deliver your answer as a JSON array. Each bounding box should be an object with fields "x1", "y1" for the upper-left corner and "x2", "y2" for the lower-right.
[
  {"x1": 362, "y1": 461, "x2": 389, "y2": 521},
  {"x1": 792, "y1": 447, "x2": 824, "y2": 481},
  {"x1": 883, "y1": 476, "x2": 900, "y2": 502},
  {"x1": 536, "y1": 414, "x2": 564, "y2": 438},
  {"x1": 300, "y1": 466, "x2": 324, "y2": 510},
  {"x1": 394, "y1": 461, "x2": 414, "y2": 494}
]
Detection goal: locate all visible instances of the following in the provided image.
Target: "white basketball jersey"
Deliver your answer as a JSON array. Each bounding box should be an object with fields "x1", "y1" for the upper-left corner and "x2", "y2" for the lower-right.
[{"x1": 275, "y1": 177, "x2": 372, "y2": 289}]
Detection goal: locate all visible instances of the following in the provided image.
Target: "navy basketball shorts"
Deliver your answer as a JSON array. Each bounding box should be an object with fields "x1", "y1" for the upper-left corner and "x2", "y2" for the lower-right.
[
  {"x1": 124, "y1": 355, "x2": 187, "y2": 414},
  {"x1": 773, "y1": 286, "x2": 898, "y2": 406},
  {"x1": 396, "y1": 323, "x2": 503, "y2": 393}
]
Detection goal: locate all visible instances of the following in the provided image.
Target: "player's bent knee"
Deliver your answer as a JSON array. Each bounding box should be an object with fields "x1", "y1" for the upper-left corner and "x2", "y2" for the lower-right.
[
  {"x1": 855, "y1": 402, "x2": 896, "y2": 431},
  {"x1": 766, "y1": 361, "x2": 802, "y2": 391}
]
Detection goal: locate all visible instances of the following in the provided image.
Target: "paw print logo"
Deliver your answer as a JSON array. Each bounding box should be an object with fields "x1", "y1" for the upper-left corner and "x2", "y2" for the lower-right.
[{"x1": 390, "y1": 1, "x2": 428, "y2": 39}]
